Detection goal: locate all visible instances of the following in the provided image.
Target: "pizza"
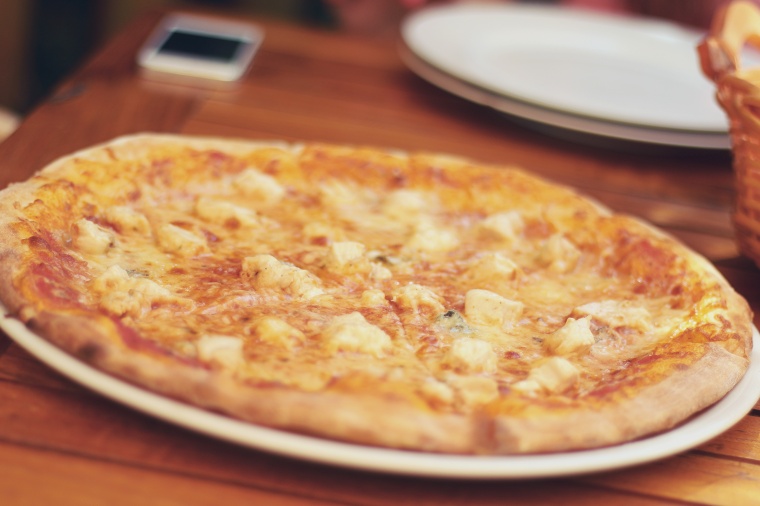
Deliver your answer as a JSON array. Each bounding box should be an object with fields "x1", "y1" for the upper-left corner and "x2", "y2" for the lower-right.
[{"x1": 0, "y1": 134, "x2": 752, "y2": 454}]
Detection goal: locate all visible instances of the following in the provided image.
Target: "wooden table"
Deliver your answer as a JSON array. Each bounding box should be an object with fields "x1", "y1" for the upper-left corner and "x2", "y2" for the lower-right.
[{"x1": 1, "y1": 9, "x2": 759, "y2": 505}]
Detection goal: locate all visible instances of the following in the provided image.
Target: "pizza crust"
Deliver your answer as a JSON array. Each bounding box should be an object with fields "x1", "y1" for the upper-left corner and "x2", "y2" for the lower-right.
[
  {"x1": 487, "y1": 343, "x2": 748, "y2": 453},
  {"x1": 25, "y1": 309, "x2": 477, "y2": 453},
  {"x1": 0, "y1": 133, "x2": 753, "y2": 454},
  {"x1": 21, "y1": 307, "x2": 750, "y2": 454}
]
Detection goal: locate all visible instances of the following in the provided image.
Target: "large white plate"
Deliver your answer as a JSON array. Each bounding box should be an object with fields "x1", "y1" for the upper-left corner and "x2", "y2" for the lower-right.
[
  {"x1": 402, "y1": 4, "x2": 731, "y2": 133},
  {"x1": 1, "y1": 306, "x2": 758, "y2": 479},
  {"x1": 399, "y1": 45, "x2": 730, "y2": 150}
]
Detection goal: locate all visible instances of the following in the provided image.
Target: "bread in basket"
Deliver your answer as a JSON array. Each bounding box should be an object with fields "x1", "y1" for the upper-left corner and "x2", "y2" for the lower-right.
[{"x1": 699, "y1": 0, "x2": 760, "y2": 267}]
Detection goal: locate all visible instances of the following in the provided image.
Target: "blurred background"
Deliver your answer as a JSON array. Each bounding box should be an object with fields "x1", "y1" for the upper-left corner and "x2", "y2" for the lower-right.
[
  {"x1": 0, "y1": 0, "x2": 333, "y2": 116},
  {"x1": 0, "y1": 0, "x2": 728, "y2": 137}
]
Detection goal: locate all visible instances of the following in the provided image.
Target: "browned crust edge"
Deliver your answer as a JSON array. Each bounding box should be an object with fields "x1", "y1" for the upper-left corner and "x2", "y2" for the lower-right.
[
  {"x1": 25, "y1": 310, "x2": 476, "y2": 453},
  {"x1": 23, "y1": 307, "x2": 751, "y2": 454},
  {"x1": 488, "y1": 343, "x2": 749, "y2": 453}
]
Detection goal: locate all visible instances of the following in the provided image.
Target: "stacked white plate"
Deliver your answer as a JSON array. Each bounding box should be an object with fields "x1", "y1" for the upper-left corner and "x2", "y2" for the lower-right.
[{"x1": 400, "y1": 4, "x2": 746, "y2": 149}]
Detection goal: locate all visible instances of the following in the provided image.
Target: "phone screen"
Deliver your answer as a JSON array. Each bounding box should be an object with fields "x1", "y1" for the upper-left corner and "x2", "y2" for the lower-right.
[{"x1": 158, "y1": 30, "x2": 245, "y2": 62}]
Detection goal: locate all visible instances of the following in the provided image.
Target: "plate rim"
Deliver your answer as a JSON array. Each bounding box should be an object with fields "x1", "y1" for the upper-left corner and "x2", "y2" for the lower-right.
[
  {"x1": 1, "y1": 304, "x2": 758, "y2": 480},
  {"x1": 398, "y1": 43, "x2": 729, "y2": 150},
  {"x1": 401, "y1": 3, "x2": 727, "y2": 135}
]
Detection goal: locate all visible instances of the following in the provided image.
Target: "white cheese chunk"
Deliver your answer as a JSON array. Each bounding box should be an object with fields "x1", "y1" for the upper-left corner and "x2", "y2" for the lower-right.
[
  {"x1": 381, "y1": 189, "x2": 430, "y2": 220},
  {"x1": 477, "y1": 211, "x2": 524, "y2": 242},
  {"x1": 419, "y1": 379, "x2": 455, "y2": 407},
  {"x1": 443, "y1": 337, "x2": 498, "y2": 373},
  {"x1": 392, "y1": 283, "x2": 445, "y2": 314},
  {"x1": 91, "y1": 265, "x2": 180, "y2": 318},
  {"x1": 544, "y1": 316, "x2": 595, "y2": 355},
  {"x1": 513, "y1": 357, "x2": 579, "y2": 394},
  {"x1": 233, "y1": 168, "x2": 285, "y2": 206},
  {"x1": 73, "y1": 219, "x2": 114, "y2": 254},
  {"x1": 405, "y1": 222, "x2": 459, "y2": 253},
  {"x1": 537, "y1": 233, "x2": 581, "y2": 273},
  {"x1": 156, "y1": 223, "x2": 208, "y2": 257},
  {"x1": 196, "y1": 335, "x2": 244, "y2": 368},
  {"x1": 195, "y1": 197, "x2": 258, "y2": 228},
  {"x1": 325, "y1": 241, "x2": 366, "y2": 272},
  {"x1": 318, "y1": 180, "x2": 372, "y2": 207},
  {"x1": 242, "y1": 254, "x2": 324, "y2": 299},
  {"x1": 250, "y1": 317, "x2": 304, "y2": 350},
  {"x1": 464, "y1": 289, "x2": 524, "y2": 329},
  {"x1": 322, "y1": 312, "x2": 392, "y2": 357},
  {"x1": 369, "y1": 263, "x2": 392, "y2": 280},
  {"x1": 360, "y1": 289, "x2": 388, "y2": 307},
  {"x1": 466, "y1": 253, "x2": 520, "y2": 284},
  {"x1": 573, "y1": 300, "x2": 653, "y2": 332},
  {"x1": 91, "y1": 264, "x2": 133, "y2": 292},
  {"x1": 103, "y1": 206, "x2": 151, "y2": 236}
]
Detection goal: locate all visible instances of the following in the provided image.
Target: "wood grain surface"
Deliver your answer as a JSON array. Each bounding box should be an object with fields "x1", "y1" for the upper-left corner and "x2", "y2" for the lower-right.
[{"x1": 0, "y1": 9, "x2": 758, "y2": 505}]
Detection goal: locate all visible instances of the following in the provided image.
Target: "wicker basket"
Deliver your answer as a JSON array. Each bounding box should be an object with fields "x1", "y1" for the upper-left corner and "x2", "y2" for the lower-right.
[{"x1": 699, "y1": 0, "x2": 760, "y2": 267}]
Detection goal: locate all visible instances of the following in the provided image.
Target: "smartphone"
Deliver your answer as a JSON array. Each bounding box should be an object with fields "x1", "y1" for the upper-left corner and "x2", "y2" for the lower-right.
[{"x1": 137, "y1": 13, "x2": 264, "y2": 82}]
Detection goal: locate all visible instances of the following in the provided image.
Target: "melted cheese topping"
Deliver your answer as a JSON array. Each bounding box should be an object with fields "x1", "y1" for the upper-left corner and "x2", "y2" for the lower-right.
[
  {"x1": 7, "y1": 139, "x2": 743, "y2": 418},
  {"x1": 73, "y1": 219, "x2": 114, "y2": 254},
  {"x1": 241, "y1": 254, "x2": 324, "y2": 300}
]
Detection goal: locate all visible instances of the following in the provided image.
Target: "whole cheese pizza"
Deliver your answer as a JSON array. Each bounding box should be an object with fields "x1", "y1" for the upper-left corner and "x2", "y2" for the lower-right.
[{"x1": 0, "y1": 134, "x2": 752, "y2": 454}]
